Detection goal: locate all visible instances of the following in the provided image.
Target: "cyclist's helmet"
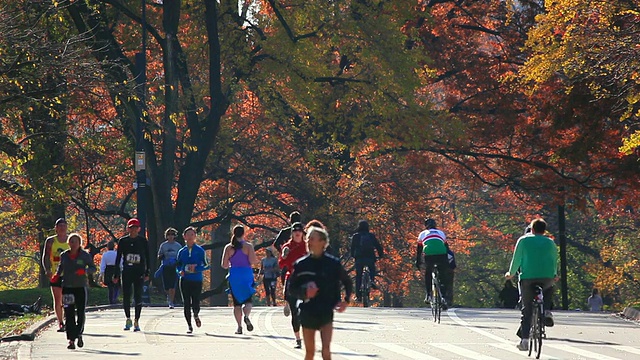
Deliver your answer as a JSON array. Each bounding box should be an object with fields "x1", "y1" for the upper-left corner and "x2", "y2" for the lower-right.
[{"x1": 424, "y1": 218, "x2": 437, "y2": 229}]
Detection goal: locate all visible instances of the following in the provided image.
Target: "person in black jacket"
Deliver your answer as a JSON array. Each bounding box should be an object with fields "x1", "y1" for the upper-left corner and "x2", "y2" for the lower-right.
[
  {"x1": 349, "y1": 220, "x2": 383, "y2": 301},
  {"x1": 114, "y1": 218, "x2": 150, "y2": 332},
  {"x1": 289, "y1": 226, "x2": 352, "y2": 360}
]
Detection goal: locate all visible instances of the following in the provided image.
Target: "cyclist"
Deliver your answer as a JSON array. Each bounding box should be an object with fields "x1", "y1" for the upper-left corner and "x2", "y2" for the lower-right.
[
  {"x1": 350, "y1": 220, "x2": 383, "y2": 302},
  {"x1": 505, "y1": 218, "x2": 558, "y2": 351},
  {"x1": 416, "y1": 218, "x2": 452, "y2": 308}
]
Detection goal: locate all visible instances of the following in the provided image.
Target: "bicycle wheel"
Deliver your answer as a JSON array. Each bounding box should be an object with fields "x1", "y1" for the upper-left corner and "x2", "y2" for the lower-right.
[
  {"x1": 362, "y1": 268, "x2": 371, "y2": 307},
  {"x1": 535, "y1": 304, "x2": 543, "y2": 359},
  {"x1": 528, "y1": 306, "x2": 537, "y2": 357},
  {"x1": 433, "y1": 280, "x2": 442, "y2": 323}
]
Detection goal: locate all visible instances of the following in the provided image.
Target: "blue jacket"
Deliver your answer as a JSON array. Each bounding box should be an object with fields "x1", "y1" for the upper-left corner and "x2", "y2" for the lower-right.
[{"x1": 176, "y1": 244, "x2": 210, "y2": 282}]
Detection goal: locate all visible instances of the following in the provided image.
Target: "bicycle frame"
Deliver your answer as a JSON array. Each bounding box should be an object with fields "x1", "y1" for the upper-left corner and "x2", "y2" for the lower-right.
[
  {"x1": 432, "y1": 265, "x2": 443, "y2": 323},
  {"x1": 529, "y1": 285, "x2": 545, "y2": 359}
]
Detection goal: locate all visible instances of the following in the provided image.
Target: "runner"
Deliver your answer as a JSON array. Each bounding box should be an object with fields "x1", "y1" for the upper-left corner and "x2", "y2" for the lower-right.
[
  {"x1": 51, "y1": 233, "x2": 96, "y2": 350},
  {"x1": 99, "y1": 241, "x2": 120, "y2": 304},
  {"x1": 259, "y1": 248, "x2": 279, "y2": 306},
  {"x1": 176, "y1": 226, "x2": 210, "y2": 333},
  {"x1": 157, "y1": 227, "x2": 182, "y2": 308},
  {"x1": 278, "y1": 222, "x2": 308, "y2": 348},
  {"x1": 114, "y1": 218, "x2": 150, "y2": 332},
  {"x1": 221, "y1": 225, "x2": 259, "y2": 334},
  {"x1": 289, "y1": 226, "x2": 352, "y2": 360},
  {"x1": 42, "y1": 218, "x2": 69, "y2": 332}
]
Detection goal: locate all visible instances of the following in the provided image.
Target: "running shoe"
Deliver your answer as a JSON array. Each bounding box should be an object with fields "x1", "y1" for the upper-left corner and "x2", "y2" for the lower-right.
[
  {"x1": 77, "y1": 336, "x2": 84, "y2": 348},
  {"x1": 244, "y1": 316, "x2": 254, "y2": 332},
  {"x1": 235, "y1": 327, "x2": 243, "y2": 334},
  {"x1": 124, "y1": 318, "x2": 132, "y2": 331},
  {"x1": 67, "y1": 340, "x2": 75, "y2": 350},
  {"x1": 294, "y1": 339, "x2": 302, "y2": 349},
  {"x1": 187, "y1": 327, "x2": 193, "y2": 334},
  {"x1": 516, "y1": 339, "x2": 529, "y2": 351},
  {"x1": 283, "y1": 302, "x2": 291, "y2": 317},
  {"x1": 133, "y1": 320, "x2": 141, "y2": 332},
  {"x1": 57, "y1": 323, "x2": 66, "y2": 332},
  {"x1": 195, "y1": 317, "x2": 201, "y2": 328},
  {"x1": 544, "y1": 310, "x2": 554, "y2": 327},
  {"x1": 169, "y1": 302, "x2": 174, "y2": 309}
]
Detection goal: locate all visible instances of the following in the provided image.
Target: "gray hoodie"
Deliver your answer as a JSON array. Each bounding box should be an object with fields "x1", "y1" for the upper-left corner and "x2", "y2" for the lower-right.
[{"x1": 55, "y1": 249, "x2": 97, "y2": 288}]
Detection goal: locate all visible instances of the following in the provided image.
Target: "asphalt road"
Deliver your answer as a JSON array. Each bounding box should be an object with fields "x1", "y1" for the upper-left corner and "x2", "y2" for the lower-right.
[{"x1": 14, "y1": 306, "x2": 640, "y2": 359}]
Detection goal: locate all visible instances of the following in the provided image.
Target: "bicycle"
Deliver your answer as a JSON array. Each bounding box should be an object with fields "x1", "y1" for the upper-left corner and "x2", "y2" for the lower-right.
[
  {"x1": 528, "y1": 284, "x2": 546, "y2": 359},
  {"x1": 360, "y1": 265, "x2": 372, "y2": 307},
  {"x1": 431, "y1": 264, "x2": 444, "y2": 323}
]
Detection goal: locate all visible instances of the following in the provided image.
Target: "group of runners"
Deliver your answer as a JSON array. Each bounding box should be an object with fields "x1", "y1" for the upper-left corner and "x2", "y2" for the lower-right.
[{"x1": 42, "y1": 212, "x2": 559, "y2": 356}]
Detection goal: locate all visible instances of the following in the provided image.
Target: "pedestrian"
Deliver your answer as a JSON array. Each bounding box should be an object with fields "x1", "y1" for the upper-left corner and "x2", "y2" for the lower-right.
[
  {"x1": 100, "y1": 241, "x2": 120, "y2": 304},
  {"x1": 157, "y1": 227, "x2": 182, "y2": 309},
  {"x1": 176, "y1": 226, "x2": 210, "y2": 333},
  {"x1": 260, "y1": 248, "x2": 279, "y2": 306},
  {"x1": 51, "y1": 233, "x2": 97, "y2": 350},
  {"x1": 221, "y1": 224, "x2": 259, "y2": 334},
  {"x1": 114, "y1": 218, "x2": 150, "y2": 332},
  {"x1": 278, "y1": 222, "x2": 308, "y2": 348},
  {"x1": 42, "y1": 218, "x2": 69, "y2": 332},
  {"x1": 289, "y1": 226, "x2": 353, "y2": 360},
  {"x1": 499, "y1": 279, "x2": 520, "y2": 309},
  {"x1": 587, "y1": 288, "x2": 603, "y2": 312}
]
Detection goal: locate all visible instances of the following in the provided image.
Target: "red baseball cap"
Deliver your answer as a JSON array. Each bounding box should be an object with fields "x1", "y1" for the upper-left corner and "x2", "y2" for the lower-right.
[{"x1": 127, "y1": 218, "x2": 141, "y2": 228}]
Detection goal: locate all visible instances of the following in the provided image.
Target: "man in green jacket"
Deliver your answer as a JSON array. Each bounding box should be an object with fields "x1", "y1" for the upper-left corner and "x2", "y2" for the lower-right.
[{"x1": 505, "y1": 218, "x2": 558, "y2": 351}]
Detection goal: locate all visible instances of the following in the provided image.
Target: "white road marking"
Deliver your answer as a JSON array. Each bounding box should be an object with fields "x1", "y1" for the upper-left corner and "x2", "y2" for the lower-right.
[
  {"x1": 488, "y1": 342, "x2": 560, "y2": 359},
  {"x1": 373, "y1": 342, "x2": 442, "y2": 360},
  {"x1": 447, "y1": 308, "x2": 509, "y2": 343},
  {"x1": 611, "y1": 346, "x2": 640, "y2": 356},
  {"x1": 545, "y1": 344, "x2": 623, "y2": 360},
  {"x1": 430, "y1": 343, "x2": 500, "y2": 359}
]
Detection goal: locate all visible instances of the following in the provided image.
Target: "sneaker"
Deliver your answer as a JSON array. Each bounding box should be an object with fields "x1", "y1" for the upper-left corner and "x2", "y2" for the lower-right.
[
  {"x1": 244, "y1": 316, "x2": 254, "y2": 332},
  {"x1": 195, "y1": 317, "x2": 201, "y2": 328},
  {"x1": 57, "y1": 323, "x2": 66, "y2": 332},
  {"x1": 169, "y1": 302, "x2": 174, "y2": 309},
  {"x1": 283, "y1": 302, "x2": 291, "y2": 317},
  {"x1": 77, "y1": 336, "x2": 84, "y2": 348},
  {"x1": 124, "y1": 318, "x2": 132, "y2": 331},
  {"x1": 133, "y1": 320, "x2": 141, "y2": 332},
  {"x1": 544, "y1": 310, "x2": 554, "y2": 327},
  {"x1": 187, "y1": 327, "x2": 193, "y2": 334},
  {"x1": 235, "y1": 327, "x2": 243, "y2": 334},
  {"x1": 67, "y1": 340, "x2": 76, "y2": 350},
  {"x1": 294, "y1": 339, "x2": 302, "y2": 349},
  {"x1": 516, "y1": 339, "x2": 529, "y2": 351},
  {"x1": 424, "y1": 295, "x2": 433, "y2": 304}
]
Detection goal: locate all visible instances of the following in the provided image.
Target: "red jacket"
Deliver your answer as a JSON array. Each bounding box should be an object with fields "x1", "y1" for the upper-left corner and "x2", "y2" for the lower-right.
[{"x1": 278, "y1": 239, "x2": 307, "y2": 279}]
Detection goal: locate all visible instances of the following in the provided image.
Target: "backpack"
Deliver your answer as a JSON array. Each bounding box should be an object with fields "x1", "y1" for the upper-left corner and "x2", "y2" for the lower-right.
[{"x1": 354, "y1": 232, "x2": 376, "y2": 259}]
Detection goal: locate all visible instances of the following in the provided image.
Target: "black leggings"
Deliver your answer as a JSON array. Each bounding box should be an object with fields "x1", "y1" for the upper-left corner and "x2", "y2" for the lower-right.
[
  {"x1": 122, "y1": 272, "x2": 144, "y2": 320},
  {"x1": 286, "y1": 295, "x2": 301, "y2": 333},
  {"x1": 263, "y1": 277, "x2": 277, "y2": 304},
  {"x1": 424, "y1": 254, "x2": 451, "y2": 299},
  {"x1": 180, "y1": 278, "x2": 202, "y2": 327},
  {"x1": 62, "y1": 287, "x2": 87, "y2": 341}
]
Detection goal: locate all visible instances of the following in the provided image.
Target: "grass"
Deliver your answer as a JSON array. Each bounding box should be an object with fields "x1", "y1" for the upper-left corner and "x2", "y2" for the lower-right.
[{"x1": 0, "y1": 286, "x2": 169, "y2": 338}]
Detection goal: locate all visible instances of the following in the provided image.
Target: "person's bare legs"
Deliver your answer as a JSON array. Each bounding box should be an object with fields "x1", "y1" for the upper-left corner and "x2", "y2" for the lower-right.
[
  {"x1": 302, "y1": 327, "x2": 316, "y2": 360},
  {"x1": 242, "y1": 303, "x2": 252, "y2": 318},
  {"x1": 319, "y1": 323, "x2": 333, "y2": 360},
  {"x1": 51, "y1": 287, "x2": 63, "y2": 326},
  {"x1": 233, "y1": 305, "x2": 243, "y2": 328}
]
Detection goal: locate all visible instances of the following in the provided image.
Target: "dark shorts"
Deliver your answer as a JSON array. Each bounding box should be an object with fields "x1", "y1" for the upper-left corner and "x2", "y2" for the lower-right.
[
  {"x1": 49, "y1": 277, "x2": 62, "y2": 288},
  {"x1": 231, "y1": 292, "x2": 253, "y2": 306},
  {"x1": 162, "y1": 265, "x2": 178, "y2": 290},
  {"x1": 300, "y1": 310, "x2": 333, "y2": 330}
]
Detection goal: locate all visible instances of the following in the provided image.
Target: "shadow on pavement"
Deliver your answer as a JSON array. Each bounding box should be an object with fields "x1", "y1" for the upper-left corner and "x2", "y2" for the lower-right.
[
  {"x1": 253, "y1": 334, "x2": 295, "y2": 341},
  {"x1": 144, "y1": 331, "x2": 198, "y2": 337},
  {"x1": 333, "y1": 326, "x2": 369, "y2": 332},
  {"x1": 546, "y1": 337, "x2": 620, "y2": 345},
  {"x1": 332, "y1": 350, "x2": 378, "y2": 358},
  {"x1": 77, "y1": 349, "x2": 141, "y2": 356},
  {"x1": 446, "y1": 323, "x2": 509, "y2": 330},
  {"x1": 205, "y1": 332, "x2": 252, "y2": 340},
  {"x1": 83, "y1": 333, "x2": 125, "y2": 338},
  {"x1": 334, "y1": 320, "x2": 379, "y2": 325}
]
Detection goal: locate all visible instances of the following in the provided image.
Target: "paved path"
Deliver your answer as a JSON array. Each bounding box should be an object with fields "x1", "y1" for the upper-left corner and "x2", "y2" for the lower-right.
[{"x1": 16, "y1": 306, "x2": 640, "y2": 359}]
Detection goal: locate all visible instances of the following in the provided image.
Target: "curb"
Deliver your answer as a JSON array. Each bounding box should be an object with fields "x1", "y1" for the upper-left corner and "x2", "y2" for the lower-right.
[
  {"x1": 622, "y1": 306, "x2": 640, "y2": 321},
  {"x1": 1, "y1": 303, "x2": 168, "y2": 343}
]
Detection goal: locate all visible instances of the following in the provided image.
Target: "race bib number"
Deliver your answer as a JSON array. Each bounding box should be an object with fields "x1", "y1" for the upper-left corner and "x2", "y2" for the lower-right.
[
  {"x1": 185, "y1": 264, "x2": 196, "y2": 273},
  {"x1": 126, "y1": 254, "x2": 141, "y2": 265},
  {"x1": 63, "y1": 294, "x2": 75, "y2": 305}
]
